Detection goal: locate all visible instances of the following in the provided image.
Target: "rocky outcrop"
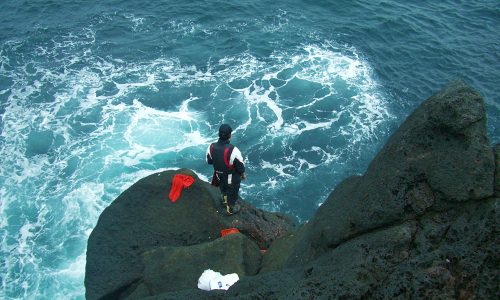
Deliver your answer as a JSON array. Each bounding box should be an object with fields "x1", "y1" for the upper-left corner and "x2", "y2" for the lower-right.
[
  {"x1": 240, "y1": 80, "x2": 498, "y2": 299},
  {"x1": 85, "y1": 169, "x2": 295, "y2": 300},
  {"x1": 85, "y1": 80, "x2": 499, "y2": 299},
  {"x1": 282, "y1": 80, "x2": 495, "y2": 266}
]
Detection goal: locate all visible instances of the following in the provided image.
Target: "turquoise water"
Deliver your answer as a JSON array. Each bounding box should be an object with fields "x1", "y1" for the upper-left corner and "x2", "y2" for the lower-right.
[{"x1": 1, "y1": 0, "x2": 498, "y2": 298}]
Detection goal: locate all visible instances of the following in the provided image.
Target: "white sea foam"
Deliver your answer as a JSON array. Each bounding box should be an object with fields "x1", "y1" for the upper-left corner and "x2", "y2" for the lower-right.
[
  {"x1": 298, "y1": 158, "x2": 318, "y2": 170},
  {"x1": 238, "y1": 81, "x2": 284, "y2": 131},
  {"x1": 0, "y1": 28, "x2": 218, "y2": 299},
  {"x1": 17, "y1": 223, "x2": 34, "y2": 255},
  {"x1": 124, "y1": 13, "x2": 146, "y2": 32},
  {"x1": 262, "y1": 9, "x2": 290, "y2": 33},
  {"x1": 62, "y1": 183, "x2": 106, "y2": 228},
  {"x1": 261, "y1": 160, "x2": 295, "y2": 178},
  {"x1": 282, "y1": 119, "x2": 336, "y2": 135},
  {"x1": 118, "y1": 98, "x2": 210, "y2": 166},
  {"x1": 219, "y1": 43, "x2": 391, "y2": 142},
  {"x1": 212, "y1": 43, "x2": 392, "y2": 209}
]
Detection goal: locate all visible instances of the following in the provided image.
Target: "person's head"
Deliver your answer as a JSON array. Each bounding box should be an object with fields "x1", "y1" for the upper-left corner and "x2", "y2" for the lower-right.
[{"x1": 218, "y1": 124, "x2": 232, "y2": 140}]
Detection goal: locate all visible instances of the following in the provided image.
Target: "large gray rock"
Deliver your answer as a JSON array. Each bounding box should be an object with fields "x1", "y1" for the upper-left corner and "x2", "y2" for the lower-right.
[
  {"x1": 219, "y1": 199, "x2": 498, "y2": 300},
  {"x1": 85, "y1": 169, "x2": 294, "y2": 300},
  {"x1": 370, "y1": 198, "x2": 499, "y2": 299},
  {"x1": 259, "y1": 224, "x2": 310, "y2": 274},
  {"x1": 141, "y1": 197, "x2": 499, "y2": 300},
  {"x1": 285, "y1": 80, "x2": 495, "y2": 265}
]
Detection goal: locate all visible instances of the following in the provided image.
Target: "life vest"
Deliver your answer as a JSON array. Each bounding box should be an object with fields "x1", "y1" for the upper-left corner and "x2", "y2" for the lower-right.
[
  {"x1": 210, "y1": 142, "x2": 235, "y2": 172},
  {"x1": 209, "y1": 142, "x2": 236, "y2": 186}
]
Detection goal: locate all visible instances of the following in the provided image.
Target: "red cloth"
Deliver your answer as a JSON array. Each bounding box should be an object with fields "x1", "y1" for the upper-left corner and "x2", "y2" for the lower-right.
[
  {"x1": 169, "y1": 174, "x2": 195, "y2": 202},
  {"x1": 211, "y1": 170, "x2": 219, "y2": 187},
  {"x1": 220, "y1": 228, "x2": 240, "y2": 237}
]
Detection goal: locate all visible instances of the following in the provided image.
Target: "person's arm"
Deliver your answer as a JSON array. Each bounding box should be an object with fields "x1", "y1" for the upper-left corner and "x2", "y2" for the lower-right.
[{"x1": 230, "y1": 147, "x2": 245, "y2": 178}]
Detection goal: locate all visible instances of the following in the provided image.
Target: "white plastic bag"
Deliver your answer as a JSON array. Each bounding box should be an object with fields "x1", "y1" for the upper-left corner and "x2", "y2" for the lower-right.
[
  {"x1": 197, "y1": 269, "x2": 222, "y2": 291},
  {"x1": 209, "y1": 273, "x2": 239, "y2": 291}
]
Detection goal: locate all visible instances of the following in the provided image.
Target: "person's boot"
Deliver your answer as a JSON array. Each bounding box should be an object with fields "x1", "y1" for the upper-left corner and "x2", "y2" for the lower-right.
[
  {"x1": 221, "y1": 195, "x2": 228, "y2": 206},
  {"x1": 226, "y1": 203, "x2": 240, "y2": 216}
]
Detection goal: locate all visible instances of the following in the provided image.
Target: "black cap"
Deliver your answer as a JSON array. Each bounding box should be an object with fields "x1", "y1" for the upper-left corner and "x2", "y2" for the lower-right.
[{"x1": 218, "y1": 124, "x2": 232, "y2": 140}]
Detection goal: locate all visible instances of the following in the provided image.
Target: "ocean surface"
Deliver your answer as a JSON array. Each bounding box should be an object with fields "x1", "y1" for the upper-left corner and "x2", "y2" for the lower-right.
[{"x1": 0, "y1": 0, "x2": 498, "y2": 298}]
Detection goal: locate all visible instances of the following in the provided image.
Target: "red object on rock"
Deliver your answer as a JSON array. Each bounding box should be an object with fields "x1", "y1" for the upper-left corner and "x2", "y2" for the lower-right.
[
  {"x1": 169, "y1": 174, "x2": 195, "y2": 202},
  {"x1": 220, "y1": 228, "x2": 240, "y2": 237}
]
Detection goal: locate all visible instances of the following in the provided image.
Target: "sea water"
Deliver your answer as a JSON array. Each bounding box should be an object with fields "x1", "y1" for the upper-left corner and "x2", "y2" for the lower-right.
[{"x1": 1, "y1": 0, "x2": 498, "y2": 298}]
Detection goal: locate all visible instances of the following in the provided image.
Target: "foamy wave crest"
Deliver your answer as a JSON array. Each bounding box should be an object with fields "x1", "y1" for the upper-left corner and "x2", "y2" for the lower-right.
[
  {"x1": 208, "y1": 43, "x2": 393, "y2": 213},
  {"x1": 0, "y1": 27, "x2": 213, "y2": 299}
]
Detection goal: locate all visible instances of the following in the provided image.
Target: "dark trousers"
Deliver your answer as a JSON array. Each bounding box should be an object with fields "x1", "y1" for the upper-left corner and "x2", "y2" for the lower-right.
[{"x1": 219, "y1": 182, "x2": 240, "y2": 206}]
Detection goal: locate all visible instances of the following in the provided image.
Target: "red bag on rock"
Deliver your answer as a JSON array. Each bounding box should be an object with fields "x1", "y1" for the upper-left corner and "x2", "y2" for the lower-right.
[{"x1": 169, "y1": 174, "x2": 195, "y2": 202}]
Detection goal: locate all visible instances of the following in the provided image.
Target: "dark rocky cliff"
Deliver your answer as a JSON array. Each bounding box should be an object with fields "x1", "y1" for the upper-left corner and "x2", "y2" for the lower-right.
[
  {"x1": 85, "y1": 81, "x2": 499, "y2": 299},
  {"x1": 85, "y1": 168, "x2": 295, "y2": 300}
]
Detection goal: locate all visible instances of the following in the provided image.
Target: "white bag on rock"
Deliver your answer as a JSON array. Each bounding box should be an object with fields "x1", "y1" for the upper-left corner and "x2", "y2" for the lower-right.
[
  {"x1": 209, "y1": 273, "x2": 239, "y2": 291},
  {"x1": 197, "y1": 269, "x2": 222, "y2": 291}
]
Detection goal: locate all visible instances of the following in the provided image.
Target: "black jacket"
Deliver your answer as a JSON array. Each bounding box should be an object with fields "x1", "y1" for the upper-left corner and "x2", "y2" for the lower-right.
[{"x1": 206, "y1": 139, "x2": 245, "y2": 184}]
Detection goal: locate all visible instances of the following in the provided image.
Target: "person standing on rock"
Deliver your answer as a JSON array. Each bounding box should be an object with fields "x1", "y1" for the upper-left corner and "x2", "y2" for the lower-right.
[{"x1": 206, "y1": 124, "x2": 246, "y2": 215}]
